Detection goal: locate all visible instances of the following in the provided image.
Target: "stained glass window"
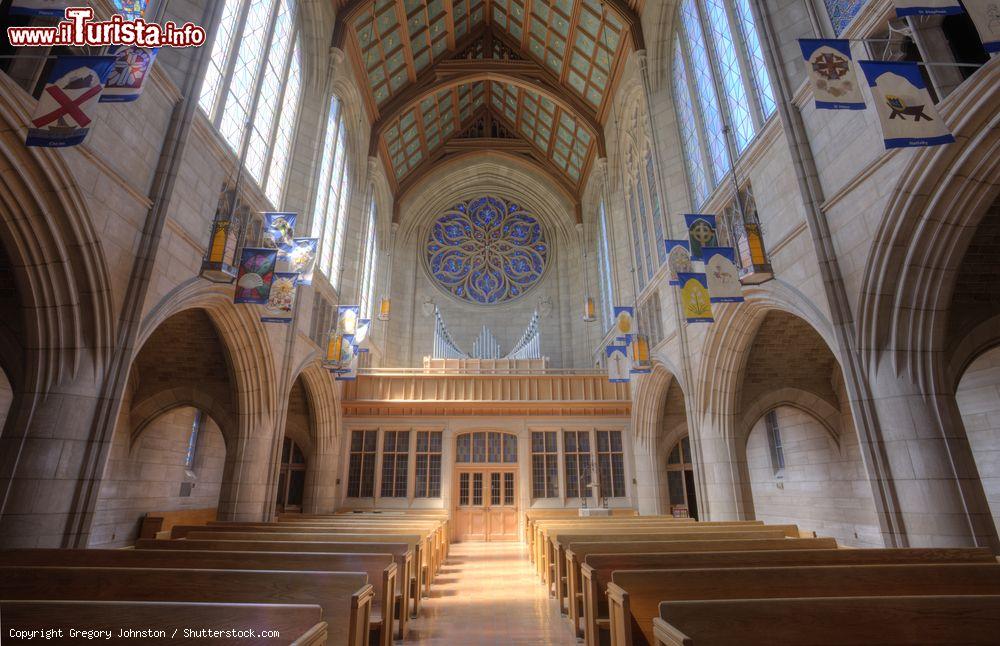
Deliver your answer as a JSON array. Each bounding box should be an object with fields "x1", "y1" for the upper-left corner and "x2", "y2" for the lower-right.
[
  {"x1": 113, "y1": 0, "x2": 147, "y2": 20},
  {"x1": 703, "y1": 0, "x2": 754, "y2": 151},
  {"x1": 425, "y1": 196, "x2": 549, "y2": 305},
  {"x1": 672, "y1": 37, "x2": 711, "y2": 205},
  {"x1": 824, "y1": 0, "x2": 867, "y2": 36},
  {"x1": 197, "y1": 0, "x2": 302, "y2": 207},
  {"x1": 674, "y1": 0, "x2": 778, "y2": 205},
  {"x1": 596, "y1": 200, "x2": 615, "y2": 331},
  {"x1": 358, "y1": 198, "x2": 379, "y2": 319},
  {"x1": 313, "y1": 97, "x2": 351, "y2": 286}
]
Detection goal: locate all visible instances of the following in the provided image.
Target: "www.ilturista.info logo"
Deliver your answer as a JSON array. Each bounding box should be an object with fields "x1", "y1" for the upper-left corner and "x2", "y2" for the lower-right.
[{"x1": 7, "y1": 7, "x2": 206, "y2": 48}]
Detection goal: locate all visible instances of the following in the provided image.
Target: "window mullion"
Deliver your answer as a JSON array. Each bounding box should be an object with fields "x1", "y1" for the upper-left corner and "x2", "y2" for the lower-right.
[
  {"x1": 243, "y1": 0, "x2": 282, "y2": 143},
  {"x1": 261, "y1": 28, "x2": 299, "y2": 192},
  {"x1": 679, "y1": 35, "x2": 716, "y2": 201},
  {"x1": 215, "y1": 0, "x2": 253, "y2": 127},
  {"x1": 694, "y1": 0, "x2": 740, "y2": 165},
  {"x1": 723, "y1": 0, "x2": 765, "y2": 130}
]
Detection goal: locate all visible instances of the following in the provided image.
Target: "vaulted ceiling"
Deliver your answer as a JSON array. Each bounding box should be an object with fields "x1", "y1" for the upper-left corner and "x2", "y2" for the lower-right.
[{"x1": 333, "y1": 0, "x2": 645, "y2": 217}]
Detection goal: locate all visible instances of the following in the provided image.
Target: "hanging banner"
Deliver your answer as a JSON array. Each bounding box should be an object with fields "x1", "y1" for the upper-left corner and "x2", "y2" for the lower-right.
[
  {"x1": 337, "y1": 305, "x2": 360, "y2": 335},
  {"x1": 263, "y1": 212, "x2": 297, "y2": 250},
  {"x1": 260, "y1": 272, "x2": 297, "y2": 323},
  {"x1": 234, "y1": 248, "x2": 277, "y2": 304},
  {"x1": 798, "y1": 39, "x2": 865, "y2": 110},
  {"x1": 26, "y1": 56, "x2": 115, "y2": 148},
  {"x1": 335, "y1": 348, "x2": 360, "y2": 381},
  {"x1": 703, "y1": 247, "x2": 745, "y2": 304},
  {"x1": 613, "y1": 306, "x2": 634, "y2": 336},
  {"x1": 323, "y1": 332, "x2": 355, "y2": 370},
  {"x1": 859, "y1": 61, "x2": 956, "y2": 149},
  {"x1": 665, "y1": 240, "x2": 693, "y2": 286},
  {"x1": 115, "y1": 0, "x2": 148, "y2": 19},
  {"x1": 9, "y1": 0, "x2": 71, "y2": 16},
  {"x1": 678, "y1": 273, "x2": 714, "y2": 323},
  {"x1": 286, "y1": 237, "x2": 318, "y2": 284},
  {"x1": 605, "y1": 345, "x2": 630, "y2": 383},
  {"x1": 353, "y1": 319, "x2": 372, "y2": 353},
  {"x1": 100, "y1": 46, "x2": 158, "y2": 103},
  {"x1": 685, "y1": 214, "x2": 718, "y2": 262},
  {"x1": 967, "y1": 0, "x2": 1000, "y2": 52},
  {"x1": 629, "y1": 334, "x2": 652, "y2": 375},
  {"x1": 893, "y1": 0, "x2": 963, "y2": 15}
]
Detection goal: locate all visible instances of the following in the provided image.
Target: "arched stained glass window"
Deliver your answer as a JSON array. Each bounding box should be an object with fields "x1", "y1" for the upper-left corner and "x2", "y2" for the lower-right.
[
  {"x1": 312, "y1": 96, "x2": 352, "y2": 287},
  {"x1": 596, "y1": 200, "x2": 615, "y2": 330},
  {"x1": 425, "y1": 196, "x2": 549, "y2": 305},
  {"x1": 679, "y1": 0, "x2": 729, "y2": 186},
  {"x1": 358, "y1": 198, "x2": 379, "y2": 319},
  {"x1": 198, "y1": 0, "x2": 302, "y2": 205},
  {"x1": 673, "y1": 0, "x2": 777, "y2": 205},
  {"x1": 672, "y1": 38, "x2": 711, "y2": 205}
]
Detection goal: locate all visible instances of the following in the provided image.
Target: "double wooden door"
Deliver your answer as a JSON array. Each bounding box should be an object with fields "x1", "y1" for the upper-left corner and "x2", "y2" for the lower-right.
[{"x1": 453, "y1": 468, "x2": 518, "y2": 541}]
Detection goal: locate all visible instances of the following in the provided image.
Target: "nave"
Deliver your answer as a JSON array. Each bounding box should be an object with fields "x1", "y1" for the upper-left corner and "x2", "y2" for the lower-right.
[{"x1": 4, "y1": 510, "x2": 1000, "y2": 644}]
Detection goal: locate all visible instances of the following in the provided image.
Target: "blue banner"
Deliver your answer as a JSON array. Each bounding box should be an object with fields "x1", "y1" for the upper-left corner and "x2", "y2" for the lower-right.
[
  {"x1": 665, "y1": 240, "x2": 692, "y2": 286},
  {"x1": 703, "y1": 247, "x2": 745, "y2": 303},
  {"x1": 101, "y1": 46, "x2": 158, "y2": 103},
  {"x1": 894, "y1": 0, "x2": 963, "y2": 15},
  {"x1": 605, "y1": 345, "x2": 630, "y2": 383},
  {"x1": 685, "y1": 214, "x2": 717, "y2": 262},
  {"x1": 859, "y1": 60, "x2": 955, "y2": 149},
  {"x1": 26, "y1": 56, "x2": 115, "y2": 148},
  {"x1": 798, "y1": 39, "x2": 865, "y2": 110}
]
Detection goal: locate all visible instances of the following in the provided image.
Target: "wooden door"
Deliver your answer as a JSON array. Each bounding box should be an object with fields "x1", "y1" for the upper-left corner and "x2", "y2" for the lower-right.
[
  {"x1": 454, "y1": 469, "x2": 518, "y2": 541},
  {"x1": 455, "y1": 471, "x2": 488, "y2": 541},
  {"x1": 486, "y1": 470, "x2": 518, "y2": 541}
]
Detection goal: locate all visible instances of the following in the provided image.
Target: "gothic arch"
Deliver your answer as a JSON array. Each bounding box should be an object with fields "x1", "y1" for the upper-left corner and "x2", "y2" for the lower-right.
[
  {"x1": 0, "y1": 84, "x2": 115, "y2": 393},
  {"x1": 738, "y1": 387, "x2": 843, "y2": 452},
  {"x1": 858, "y1": 62, "x2": 999, "y2": 385}
]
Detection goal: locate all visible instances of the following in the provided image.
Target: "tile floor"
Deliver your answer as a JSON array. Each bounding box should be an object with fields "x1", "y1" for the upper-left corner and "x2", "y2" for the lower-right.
[{"x1": 406, "y1": 541, "x2": 578, "y2": 645}]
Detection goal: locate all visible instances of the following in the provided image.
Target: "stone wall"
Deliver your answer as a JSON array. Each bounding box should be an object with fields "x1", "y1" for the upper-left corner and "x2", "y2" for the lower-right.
[
  {"x1": 747, "y1": 405, "x2": 881, "y2": 547},
  {"x1": 90, "y1": 406, "x2": 226, "y2": 547},
  {"x1": 957, "y1": 347, "x2": 1000, "y2": 534}
]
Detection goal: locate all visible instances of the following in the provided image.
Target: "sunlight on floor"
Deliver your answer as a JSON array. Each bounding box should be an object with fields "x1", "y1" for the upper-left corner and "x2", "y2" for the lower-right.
[{"x1": 407, "y1": 542, "x2": 578, "y2": 645}]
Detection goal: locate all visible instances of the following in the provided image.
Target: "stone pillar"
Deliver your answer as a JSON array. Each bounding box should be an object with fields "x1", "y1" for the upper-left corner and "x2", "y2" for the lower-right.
[
  {"x1": 0, "y1": 370, "x2": 105, "y2": 548},
  {"x1": 631, "y1": 438, "x2": 662, "y2": 515},
  {"x1": 870, "y1": 364, "x2": 999, "y2": 549},
  {"x1": 217, "y1": 418, "x2": 277, "y2": 522},
  {"x1": 696, "y1": 414, "x2": 755, "y2": 521}
]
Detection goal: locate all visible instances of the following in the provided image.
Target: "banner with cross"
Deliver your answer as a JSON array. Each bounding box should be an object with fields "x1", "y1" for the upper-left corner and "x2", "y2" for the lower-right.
[{"x1": 27, "y1": 56, "x2": 115, "y2": 148}]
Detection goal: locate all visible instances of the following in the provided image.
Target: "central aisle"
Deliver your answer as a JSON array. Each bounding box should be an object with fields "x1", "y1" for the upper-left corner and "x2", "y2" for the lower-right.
[{"x1": 408, "y1": 541, "x2": 578, "y2": 645}]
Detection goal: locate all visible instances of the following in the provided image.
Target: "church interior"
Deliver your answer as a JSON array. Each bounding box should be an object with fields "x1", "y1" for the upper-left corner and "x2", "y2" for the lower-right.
[{"x1": 0, "y1": 0, "x2": 998, "y2": 643}]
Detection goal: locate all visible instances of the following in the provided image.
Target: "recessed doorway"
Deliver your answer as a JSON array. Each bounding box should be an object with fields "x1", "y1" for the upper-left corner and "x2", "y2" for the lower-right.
[{"x1": 453, "y1": 431, "x2": 518, "y2": 541}]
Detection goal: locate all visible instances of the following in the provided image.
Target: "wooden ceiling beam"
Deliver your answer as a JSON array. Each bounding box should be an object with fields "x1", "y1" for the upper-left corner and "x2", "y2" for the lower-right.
[
  {"x1": 394, "y1": 0, "x2": 419, "y2": 83},
  {"x1": 369, "y1": 64, "x2": 605, "y2": 157},
  {"x1": 603, "y1": 0, "x2": 645, "y2": 50},
  {"x1": 443, "y1": 0, "x2": 457, "y2": 49},
  {"x1": 332, "y1": 0, "x2": 373, "y2": 50}
]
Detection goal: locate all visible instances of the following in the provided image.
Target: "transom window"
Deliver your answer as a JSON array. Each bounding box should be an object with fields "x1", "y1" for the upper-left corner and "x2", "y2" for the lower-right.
[
  {"x1": 672, "y1": 0, "x2": 775, "y2": 207},
  {"x1": 456, "y1": 432, "x2": 517, "y2": 464},
  {"x1": 198, "y1": 0, "x2": 303, "y2": 205}
]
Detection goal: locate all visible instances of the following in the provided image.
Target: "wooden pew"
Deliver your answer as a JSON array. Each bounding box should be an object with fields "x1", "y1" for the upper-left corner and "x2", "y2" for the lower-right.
[
  {"x1": 652, "y1": 596, "x2": 1000, "y2": 645},
  {"x1": 571, "y1": 537, "x2": 838, "y2": 642},
  {"x1": 525, "y1": 510, "x2": 637, "y2": 561},
  {"x1": 134, "y1": 538, "x2": 417, "y2": 630},
  {"x1": 578, "y1": 546, "x2": 995, "y2": 646},
  {"x1": 1, "y1": 600, "x2": 326, "y2": 645},
  {"x1": 536, "y1": 521, "x2": 780, "y2": 583},
  {"x1": 608, "y1": 563, "x2": 1000, "y2": 646},
  {"x1": 0, "y1": 549, "x2": 397, "y2": 646},
  {"x1": 139, "y1": 507, "x2": 217, "y2": 539},
  {"x1": 530, "y1": 516, "x2": 695, "y2": 567},
  {"x1": 175, "y1": 526, "x2": 432, "y2": 602},
  {"x1": 546, "y1": 526, "x2": 799, "y2": 602},
  {"x1": 266, "y1": 518, "x2": 448, "y2": 576},
  {"x1": 0, "y1": 566, "x2": 373, "y2": 646}
]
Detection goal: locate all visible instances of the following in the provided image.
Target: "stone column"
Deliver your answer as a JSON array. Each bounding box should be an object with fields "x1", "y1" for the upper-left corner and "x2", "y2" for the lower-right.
[
  {"x1": 870, "y1": 364, "x2": 998, "y2": 549},
  {"x1": 696, "y1": 413, "x2": 755, "y2": 521},
  {"x1": 0, "y1": 367, "x2": 105, "y2": 547}
]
